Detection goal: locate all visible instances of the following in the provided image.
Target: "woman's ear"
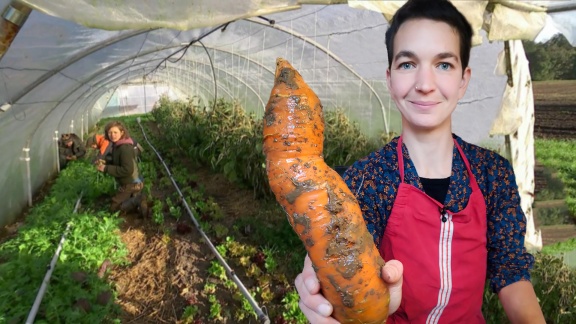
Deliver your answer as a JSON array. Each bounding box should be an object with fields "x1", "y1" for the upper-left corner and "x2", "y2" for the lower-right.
[{"x1": 458, "y1": 67, "x2": 472, "y2": 99}]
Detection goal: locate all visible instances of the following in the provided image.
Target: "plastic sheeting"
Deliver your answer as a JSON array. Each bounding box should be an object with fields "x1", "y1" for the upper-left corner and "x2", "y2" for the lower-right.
[
  {"x1": 0, "y1": 1, "x2": 508, "y2": 226},
  {"x1": 101, "y1": 83, "x2": 179, "y2": 118},
  {"x1": 491, "y1": 41, "x2": 542, "y2": 251},
  {"x1": 21, "y1": 0, "x2": 302, "y2": 30},
  {"x1": 350, "y1": 1, "x2": 489, "y2": 46},
  {"x1": 350, "y1": 0, "x2": 575, "y2": 45}
]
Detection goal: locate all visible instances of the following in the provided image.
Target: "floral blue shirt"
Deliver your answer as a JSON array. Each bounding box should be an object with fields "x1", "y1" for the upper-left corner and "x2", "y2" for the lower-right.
[{"x1": 342, "y1": 135, "x2": 534, "y2": 293}]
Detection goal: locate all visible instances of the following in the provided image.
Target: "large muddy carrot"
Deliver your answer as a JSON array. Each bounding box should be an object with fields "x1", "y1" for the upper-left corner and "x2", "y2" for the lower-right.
[{"x1": 263, "y1": 58, "x2": 389, "y2": 323}]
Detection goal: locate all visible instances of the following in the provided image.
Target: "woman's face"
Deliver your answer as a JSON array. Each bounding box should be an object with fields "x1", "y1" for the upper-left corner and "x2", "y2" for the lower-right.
[
  {"x1": 108, "y1": 126, "x2": 124, "y2": 143},
  {"x1": 386, "y1": 18, "x2": 471, "y2": 132}
]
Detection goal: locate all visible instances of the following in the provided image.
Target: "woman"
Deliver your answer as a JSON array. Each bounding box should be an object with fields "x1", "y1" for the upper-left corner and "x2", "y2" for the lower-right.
[
  {"x1": 295, "y1": 0, "x2": 545, "y2": 323},
  {"x1": 96, "y1": 120, "x2": 148, "y2": 217},
  {"x1": 58, "y1": 133, "x2": 86, "y2": 169}
]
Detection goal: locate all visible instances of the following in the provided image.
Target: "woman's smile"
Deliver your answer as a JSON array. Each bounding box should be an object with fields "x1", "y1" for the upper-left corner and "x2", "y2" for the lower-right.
[{"x1": 408, "y1": 100, "x2": 440, "y2": 110}]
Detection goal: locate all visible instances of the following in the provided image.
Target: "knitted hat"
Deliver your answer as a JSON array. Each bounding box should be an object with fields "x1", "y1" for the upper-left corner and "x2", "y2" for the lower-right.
[{"x1": 61, "y1": 133, "x2": 73, "y2": 144}]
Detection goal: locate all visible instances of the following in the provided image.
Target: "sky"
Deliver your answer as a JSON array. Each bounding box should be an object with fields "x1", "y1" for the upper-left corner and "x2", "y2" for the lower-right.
[{"x1": 534, "y1": 3, "x2": 576, "y2": 45}]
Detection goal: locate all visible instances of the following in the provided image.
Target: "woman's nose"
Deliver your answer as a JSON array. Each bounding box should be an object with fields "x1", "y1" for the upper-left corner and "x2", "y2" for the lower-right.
[{"x1": 415, "y1": 66, "x2": 436, "y2": 92}]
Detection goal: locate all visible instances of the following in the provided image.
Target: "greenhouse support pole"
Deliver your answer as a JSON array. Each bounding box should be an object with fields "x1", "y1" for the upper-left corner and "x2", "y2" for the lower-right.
[
  {"x1": 20, "y1": 146, "x2": 32, "y2": 206},
  {"x1": 143, "y1": 77, "x2": 147, "y2": 113},
  {"x1": 69, "y1": 120, "x2": 74, "y2": 135},
  {"x1": 81, "y1": 115, "x2": 84, "y2": 142},
  {"x1": 54, "y1": 130, "x2": 60, "y2": 173},
  {"x1": 26, "y1": 192, "x2": 83, "y2": 324}
]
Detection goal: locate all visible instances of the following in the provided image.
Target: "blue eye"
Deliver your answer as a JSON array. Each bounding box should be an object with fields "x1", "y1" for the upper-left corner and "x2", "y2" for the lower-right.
[
  {"x1": 399, "y1": 62, "x2": 413, "y2": 70},
  {"x1": 438, "y1": 63, "x2": 451, "y2": 70}
]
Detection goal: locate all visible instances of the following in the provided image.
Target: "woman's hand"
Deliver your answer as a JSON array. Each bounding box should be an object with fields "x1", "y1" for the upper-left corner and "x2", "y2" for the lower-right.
[
  {"x1": 96, "y1": 164, "x2": 106, "y2": 172},
  {"x1": 295, "y1": 254, "x2": 403, "y2": 323}
]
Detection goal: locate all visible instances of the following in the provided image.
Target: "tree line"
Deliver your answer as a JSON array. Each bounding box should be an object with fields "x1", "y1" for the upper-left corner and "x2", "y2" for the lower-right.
[{"x1": 523, "y1": 34, "x2": 576, "y2": 81}]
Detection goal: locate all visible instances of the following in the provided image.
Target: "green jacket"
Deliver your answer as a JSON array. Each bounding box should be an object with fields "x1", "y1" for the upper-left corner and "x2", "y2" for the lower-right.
[{"x1": 104, "y1": 138, "x2": 140, "y2": 185}]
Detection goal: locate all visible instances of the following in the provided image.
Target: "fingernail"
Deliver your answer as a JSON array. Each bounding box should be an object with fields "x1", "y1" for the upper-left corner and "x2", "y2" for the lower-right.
[
  {"x1": 318, "y1": 303, "x2": 332, "y2": 317},
  {"x1": 305, "y1": 278, "x2": 317, "y2": 290}
]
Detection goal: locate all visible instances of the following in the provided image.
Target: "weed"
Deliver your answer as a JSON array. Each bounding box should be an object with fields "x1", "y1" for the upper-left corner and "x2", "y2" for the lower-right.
[
  {"x1": 208, "y1": 295, "x2": 223, "y2": 321},
  {"x1": 181, "y1": 305, "x2": 199, "y2": 323},
  {"x1": 282, "y1": 290, "x2": 308, "y2": 324},
  {"x1": 203, "y1": 282, "x2": 216, "y2": 294},
  {"x1": 208, "y1": 261, "x2": 227, "y2": 281}
]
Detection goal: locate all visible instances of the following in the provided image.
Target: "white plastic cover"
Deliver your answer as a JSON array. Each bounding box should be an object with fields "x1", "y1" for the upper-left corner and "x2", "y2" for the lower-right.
[
  {"x1": 21, "y1": 0, "x2": 301, "y2": 30},
  {"x1": 491, "y1": 40, "x2": 542, "y2": 251}
]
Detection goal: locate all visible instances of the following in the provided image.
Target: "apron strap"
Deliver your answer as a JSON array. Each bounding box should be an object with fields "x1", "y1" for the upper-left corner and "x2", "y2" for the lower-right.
[
  {"x1": 454, "y1": 140, "x2": 480, "y2": 192},
  {"x1": 397, "y1": 136, "x2": 480, "y2": 192},
  {"x1": 397, "y1": 136, "x2": 406, "y2": 183}
]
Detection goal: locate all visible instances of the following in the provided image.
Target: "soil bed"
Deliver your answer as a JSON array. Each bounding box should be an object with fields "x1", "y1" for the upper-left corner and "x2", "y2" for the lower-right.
[
  {"x1": 108, "y1": 164, "x2": 271, "y2": 323},
  {"x1": 534, "y1": 104, "x2": 576, "y2": 139},
  {"x1": 532, "y1": 80, "x2": 576, "y2": 245}
]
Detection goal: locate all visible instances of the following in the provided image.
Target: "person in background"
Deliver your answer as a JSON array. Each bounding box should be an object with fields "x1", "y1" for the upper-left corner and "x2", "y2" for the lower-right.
[
  {"x1": 87, "y1": 131, "x2": 143, "y2": 164},
  {"x1": 295, "y1": 0, "x2": 546, "y2": 323},
  {"x1": 96, "y1": 120, "x2": 148, "y2": 217},
  {"x1": 58, "y1": 133, "x2": 86, "y2": 169},
  {"x1": 86, "y1": 133, "x2": 112, "y2": 165}
]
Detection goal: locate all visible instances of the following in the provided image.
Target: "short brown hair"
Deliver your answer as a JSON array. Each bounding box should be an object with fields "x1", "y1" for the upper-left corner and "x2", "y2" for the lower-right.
[{"x1": 385, "y1": 0, "x2": 473, "y2": 71}]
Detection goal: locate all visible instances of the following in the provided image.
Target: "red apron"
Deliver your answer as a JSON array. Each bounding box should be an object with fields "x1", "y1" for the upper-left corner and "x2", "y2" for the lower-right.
[{"x1": 381, "y1": 136, "x2": 487, "y2": 323}]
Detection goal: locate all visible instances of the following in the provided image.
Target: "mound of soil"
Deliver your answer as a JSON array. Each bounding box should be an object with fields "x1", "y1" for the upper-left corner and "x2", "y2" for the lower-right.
[{"x1": 108, "y1": 213, "x2": 210, "y2": 323}]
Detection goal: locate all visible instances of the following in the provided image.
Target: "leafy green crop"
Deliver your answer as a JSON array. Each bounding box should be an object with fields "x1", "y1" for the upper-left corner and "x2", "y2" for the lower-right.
[
  {"x1": 542, "y1": 238, "x2": 576, "y2": 254},
  {"x1": 0, "y1": 162, "x2": 126, "y2": 323},
  {"x1": 535, "y1": 139, "x2": 576, "y2": 218},
  {"x1": 151, "y1": 96, "x2": 387, "y2": 199}
]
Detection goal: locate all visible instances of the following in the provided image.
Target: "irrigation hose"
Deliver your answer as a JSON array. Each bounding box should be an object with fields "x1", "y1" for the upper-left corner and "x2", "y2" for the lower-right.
[
  {"x1": 26, "y1": 191, "x2": 84, "y2": 324},
  {"x1": 135, "y1": 117, "x2": 271, "y2": 324}
]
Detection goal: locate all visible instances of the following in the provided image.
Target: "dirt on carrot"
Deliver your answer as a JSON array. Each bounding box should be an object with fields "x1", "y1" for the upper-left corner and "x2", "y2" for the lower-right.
[{"x1": 263, "y1": 57, "x2": 389, "y2": 323}]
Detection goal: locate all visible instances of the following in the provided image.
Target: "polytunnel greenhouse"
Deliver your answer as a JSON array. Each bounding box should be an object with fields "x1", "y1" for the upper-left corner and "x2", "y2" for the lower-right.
[{"x1": 1, "y1": 0, "x2": 575, "y2": 323}]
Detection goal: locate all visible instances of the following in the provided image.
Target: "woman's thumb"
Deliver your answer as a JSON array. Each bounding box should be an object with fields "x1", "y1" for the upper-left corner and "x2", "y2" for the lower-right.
[{"x1": 382, "y1": 260, "x2": 403, "y2": 315}]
